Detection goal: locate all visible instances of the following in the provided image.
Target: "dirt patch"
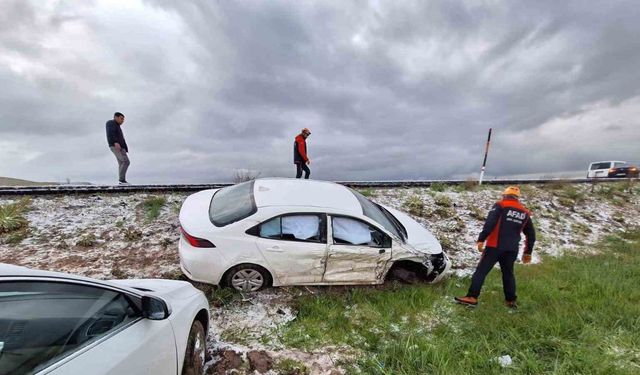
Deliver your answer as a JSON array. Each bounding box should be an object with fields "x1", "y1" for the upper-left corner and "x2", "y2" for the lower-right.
[
  {"x1": 208, "y1": 349, "x2": 243, "y2": 375},
  {"x1": 247, "y1": 350, "x2": 273, "y2": 373}
]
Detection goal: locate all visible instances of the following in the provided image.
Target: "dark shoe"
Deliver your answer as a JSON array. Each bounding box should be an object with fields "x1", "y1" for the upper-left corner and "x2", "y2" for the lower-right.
[
  {"x1": 505, "y1": 300, "x2": 518, "y2": 309},
  {"x1": 454, "y1": 296, "x2": 478, "y2": 306}
]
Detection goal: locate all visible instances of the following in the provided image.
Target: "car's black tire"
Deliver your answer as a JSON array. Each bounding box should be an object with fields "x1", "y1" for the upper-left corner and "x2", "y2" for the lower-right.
[
  {"x1": 224, "y1": 264, "x2": 271, "y2": 292},
  {"x1": 182, "y1": 320, "x2": 206, "y2": 375},
  {"x1": 389, "y1": 267, "x2": 419, "y2": 284}
]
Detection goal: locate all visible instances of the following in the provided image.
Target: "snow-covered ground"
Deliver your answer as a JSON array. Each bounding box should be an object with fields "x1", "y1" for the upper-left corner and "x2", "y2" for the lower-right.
[{"x1": 1, "y1": 182, "x2": 638, "y2": 374}]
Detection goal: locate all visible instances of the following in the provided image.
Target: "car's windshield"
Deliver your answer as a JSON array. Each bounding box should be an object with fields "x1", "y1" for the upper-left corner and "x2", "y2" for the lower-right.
[
  {"x1": 350, "y1": 189, "x2": 404, "y2": 241},
  {"x1": 377, "y1": 203, "x2": 408, "y2": 241},
  {"x1": 590, "y1": 162, "x2": 612, "y2": 170},
  {"x1": 209, "y1": 181, "x2": 256, "y2": 226}
]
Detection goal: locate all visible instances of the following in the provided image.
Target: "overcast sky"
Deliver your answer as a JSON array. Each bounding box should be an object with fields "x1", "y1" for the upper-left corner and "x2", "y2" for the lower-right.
[{"x1": 1, "y1": 0, "x2": 639, "y2": 184}]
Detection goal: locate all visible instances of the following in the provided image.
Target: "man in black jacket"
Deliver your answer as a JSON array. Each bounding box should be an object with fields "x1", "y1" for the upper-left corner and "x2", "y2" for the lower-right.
[
  {"x1": 106, "y1": 112, "x2": 130, "y2": 184},
  {"x1": 455, "y1": 186, "x2": 536, "y2": 308}
]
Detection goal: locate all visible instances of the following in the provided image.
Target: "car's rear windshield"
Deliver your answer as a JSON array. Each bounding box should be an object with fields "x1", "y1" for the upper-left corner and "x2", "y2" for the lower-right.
[
  {"x1": 350, "y1": 189, "x2": 404, "y2": 241},
  {"x1": 590, "y1": 162, "x2": 612, "y2": 170},
  {"x1": 209, "y1": 181, "x2": 256, "y2": 226}
]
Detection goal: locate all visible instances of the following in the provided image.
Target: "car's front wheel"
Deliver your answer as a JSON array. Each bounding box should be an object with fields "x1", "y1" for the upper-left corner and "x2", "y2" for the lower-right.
[
  {"x1": 182, "y1": 320, "x2": 206, "y2": 375},
  {"x1": 225, "y1": 264, "x2": 271, "y2": 292}
]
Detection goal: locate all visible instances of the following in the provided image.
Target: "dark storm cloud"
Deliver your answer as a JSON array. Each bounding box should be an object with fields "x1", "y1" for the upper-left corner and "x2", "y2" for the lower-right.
[{"x1": 1, "y1": 0, "x2": 639, "y2": 183}]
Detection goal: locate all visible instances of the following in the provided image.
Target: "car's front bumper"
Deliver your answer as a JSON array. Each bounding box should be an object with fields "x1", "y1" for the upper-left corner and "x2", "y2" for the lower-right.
[{"x1": 425, "y1": 252, "x2": 451, "y2": 283}]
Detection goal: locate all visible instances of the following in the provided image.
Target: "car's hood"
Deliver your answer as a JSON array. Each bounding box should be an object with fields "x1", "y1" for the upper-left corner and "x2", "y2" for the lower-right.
[
  {"x1": 381, "y1": 204, "x2": 443, "y2": 254},
  {"x1": 110, "y1": 279, "x2": 202, "y2": 302}
]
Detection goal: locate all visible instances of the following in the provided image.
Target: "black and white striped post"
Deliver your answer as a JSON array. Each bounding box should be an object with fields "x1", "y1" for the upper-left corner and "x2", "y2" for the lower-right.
[{"x1": 479, "y1": 128, "x2": 492, "y2": 185}]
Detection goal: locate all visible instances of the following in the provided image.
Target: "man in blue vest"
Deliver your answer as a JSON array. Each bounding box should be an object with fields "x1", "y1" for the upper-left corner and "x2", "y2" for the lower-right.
[{"x1": 455, "y1": 186, "x2": 536, "y2": 308}]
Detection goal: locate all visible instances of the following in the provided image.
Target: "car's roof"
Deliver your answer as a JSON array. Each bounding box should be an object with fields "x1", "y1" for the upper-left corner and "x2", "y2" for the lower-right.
[
  {"x1": 0, "y1": 263, "x2": 167, "y2": 297},
  {"x1": 253, "y1": 178, "x2": 363, "y2": 215},
  {"x1": 0, "y1": 263, "x2": 97, "y2": 282},
  {"x1": 590, "y1": 160, "x2": 626, "y2": 164}
]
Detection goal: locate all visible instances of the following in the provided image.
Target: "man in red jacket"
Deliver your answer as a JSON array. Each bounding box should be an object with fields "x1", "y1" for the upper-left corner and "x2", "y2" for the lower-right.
[
  {"x1": 455, "y1": 186, "x2": 536, "y2": 308},
  {"x1": 294, "y1": 128, "x2": 311, "y2": 179}
]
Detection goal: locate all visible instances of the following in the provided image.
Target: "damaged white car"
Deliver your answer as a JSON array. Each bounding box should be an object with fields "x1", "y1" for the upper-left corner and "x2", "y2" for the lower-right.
[{"x1": 179, "y1": 178, "x2": 451, "y2": 291}]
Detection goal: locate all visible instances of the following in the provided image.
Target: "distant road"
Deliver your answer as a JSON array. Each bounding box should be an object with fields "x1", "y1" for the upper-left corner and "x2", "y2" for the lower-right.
[{"x1": 0, "y1": 178, "x2": 636, "y2": 196}]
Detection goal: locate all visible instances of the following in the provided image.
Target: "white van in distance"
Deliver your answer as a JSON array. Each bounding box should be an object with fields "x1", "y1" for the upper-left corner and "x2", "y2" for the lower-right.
[{"x1": 587, "y1": 161, "x2": 639, "y2": 178}]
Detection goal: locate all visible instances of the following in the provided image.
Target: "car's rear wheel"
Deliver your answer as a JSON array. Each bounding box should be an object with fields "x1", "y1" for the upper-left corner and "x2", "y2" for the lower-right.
[
  {"x1": 182, "y1": 320, "x2": 206, "y2": 375},
  {"x1": 225, "y1": 264, "x2": 270, "y2": 292}
]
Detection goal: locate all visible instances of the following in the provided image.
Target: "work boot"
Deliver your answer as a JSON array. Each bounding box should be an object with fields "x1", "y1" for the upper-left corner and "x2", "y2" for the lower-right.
[
  {"x1": 454, "y1": 296, "x2": 478, "y2": 307},
  {"x1": 505, "y1": 300, "x2": 518, "y2": 309}
]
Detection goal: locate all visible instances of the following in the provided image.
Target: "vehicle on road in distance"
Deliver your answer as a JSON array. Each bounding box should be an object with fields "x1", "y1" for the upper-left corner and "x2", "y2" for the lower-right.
[
  {"x1": 0, "y1": 264, "x2": 209, "y2": 375},
  {"x1": 178, "y1": 178, "x2": 451, "y2": 292},
  {"x1": 587, "y1": 161, "x2": 639, "y2": 178}
]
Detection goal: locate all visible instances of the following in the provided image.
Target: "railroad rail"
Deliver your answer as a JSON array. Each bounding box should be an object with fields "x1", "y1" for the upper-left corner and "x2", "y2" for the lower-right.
[{"x1": 0, "y1": 178, "x2": 634, "y2": 196}]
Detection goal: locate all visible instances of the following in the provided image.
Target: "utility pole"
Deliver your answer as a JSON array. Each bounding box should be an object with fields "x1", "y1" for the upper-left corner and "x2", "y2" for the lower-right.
[{"x1": 479, "y1": 128, "x2": 492, "y2": 185}]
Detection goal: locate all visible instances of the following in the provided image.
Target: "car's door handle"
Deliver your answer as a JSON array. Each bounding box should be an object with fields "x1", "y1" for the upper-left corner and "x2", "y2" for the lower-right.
[
  {"x1": 266, "y1": 246, "x2": 283, "y2": 252},
  {"x1": 379, "y1": 249, "x2": 386, "y2": 254}
]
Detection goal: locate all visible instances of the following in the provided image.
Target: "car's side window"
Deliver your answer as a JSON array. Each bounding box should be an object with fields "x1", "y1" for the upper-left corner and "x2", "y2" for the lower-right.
[
  {"x1": 0, "y1": 281, "x2": 141, "y2": 375},
  {"x1": 331, "y1": 216, "x2": 391, "y2": 248},
  {"x1": 259, "y1": 217, "x2": 281, "y2": 239},
  {"x1": 257, "y1": 214, "x2": 325, "y2": 243}
]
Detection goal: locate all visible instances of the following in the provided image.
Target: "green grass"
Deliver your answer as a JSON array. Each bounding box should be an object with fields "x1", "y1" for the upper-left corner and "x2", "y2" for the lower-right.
[
  {"x1": 468, "y1": 205, "x2": 485, "y2": 221},
  {"x1": 0, "y1": 198, "x2": 30, "y2": 234},
  {"x1": 75, "y1": 233, "x2": 96, "y2": 247},
  {"x1": 122, "y1": 226, "x2": 142, "y2": 241},
  {"x1": 403, "y1": 195, "x2": 425, "y2": 217},
  {"x1": 274, "y1": 358, "x2": 310, "y2": 375},
  {"x1": 138, "y1": 196, "x2": 166, "y2": 221},
  {"x1": 429, "y1": 182, "x2": 447, "y2": 192},
  {"x1": 358, "y1": 189, "x2": 376, "y2": 197},
  {"x1": 4, "y1": 228, "x2": 30, "y2": 244},
  {"x1": 281, "y1": 229, "x2": 640, "y2": 374},
  {"x1": 433, "y1": 194, "x2": 453, "y2": 207}
]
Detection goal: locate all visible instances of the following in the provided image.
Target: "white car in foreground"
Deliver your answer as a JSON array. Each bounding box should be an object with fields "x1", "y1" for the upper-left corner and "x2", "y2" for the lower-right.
[
  {"x1": 0, "y1": 264, "x2": 209, "y2": 375},
  {"x1": 179, "y1": 178, "x2": 451, "y2": 291}
]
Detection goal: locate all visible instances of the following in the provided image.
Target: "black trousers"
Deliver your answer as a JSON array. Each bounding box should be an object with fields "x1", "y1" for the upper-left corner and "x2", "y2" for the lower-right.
[
  {"x1": 467, "y1": 247, "x2": 518, "y2": 301},
  {"x1": 295, "y1": 162, "x2": 310, "y2": 179}
]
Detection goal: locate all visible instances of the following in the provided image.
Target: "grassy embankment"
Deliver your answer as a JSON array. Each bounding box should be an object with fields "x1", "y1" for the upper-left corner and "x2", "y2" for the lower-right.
[{"x1": 280, "y1": 229, "x2": 640, "y2": 374}]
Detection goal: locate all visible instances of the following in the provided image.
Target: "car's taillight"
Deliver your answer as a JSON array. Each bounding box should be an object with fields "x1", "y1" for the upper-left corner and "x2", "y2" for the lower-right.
[{"x1": 180, "y1": 227, "x2": 215, "y2": 248}]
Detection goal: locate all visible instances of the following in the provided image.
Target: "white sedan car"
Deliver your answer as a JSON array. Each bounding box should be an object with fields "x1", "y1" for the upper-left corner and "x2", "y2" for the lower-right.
[
  {"x1": 179, "y1": 178, "x2": 451, "y2": 291},
  {"x1": 0, "y1": 264, "x2": 209, "y2": 375}
]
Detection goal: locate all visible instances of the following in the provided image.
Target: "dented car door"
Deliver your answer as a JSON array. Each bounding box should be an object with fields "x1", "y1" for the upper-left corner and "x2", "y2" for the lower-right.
[
  {"x1": 323, "y1": 215, "x2": 393, "y2": 283},
  {"x1": 253, "y1": 213, "x2": 328, "y2": 285}
]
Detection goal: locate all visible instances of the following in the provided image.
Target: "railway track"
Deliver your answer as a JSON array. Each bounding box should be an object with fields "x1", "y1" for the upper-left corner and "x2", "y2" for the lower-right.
[{"x1": 0, "y1": 178, "x2": 633, "y2": 196}]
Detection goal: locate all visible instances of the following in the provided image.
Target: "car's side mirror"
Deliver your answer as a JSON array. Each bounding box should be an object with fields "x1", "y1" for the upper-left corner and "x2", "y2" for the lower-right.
[{"x1": 141, "y1": 296, "x2": 170, "y2": 320}]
